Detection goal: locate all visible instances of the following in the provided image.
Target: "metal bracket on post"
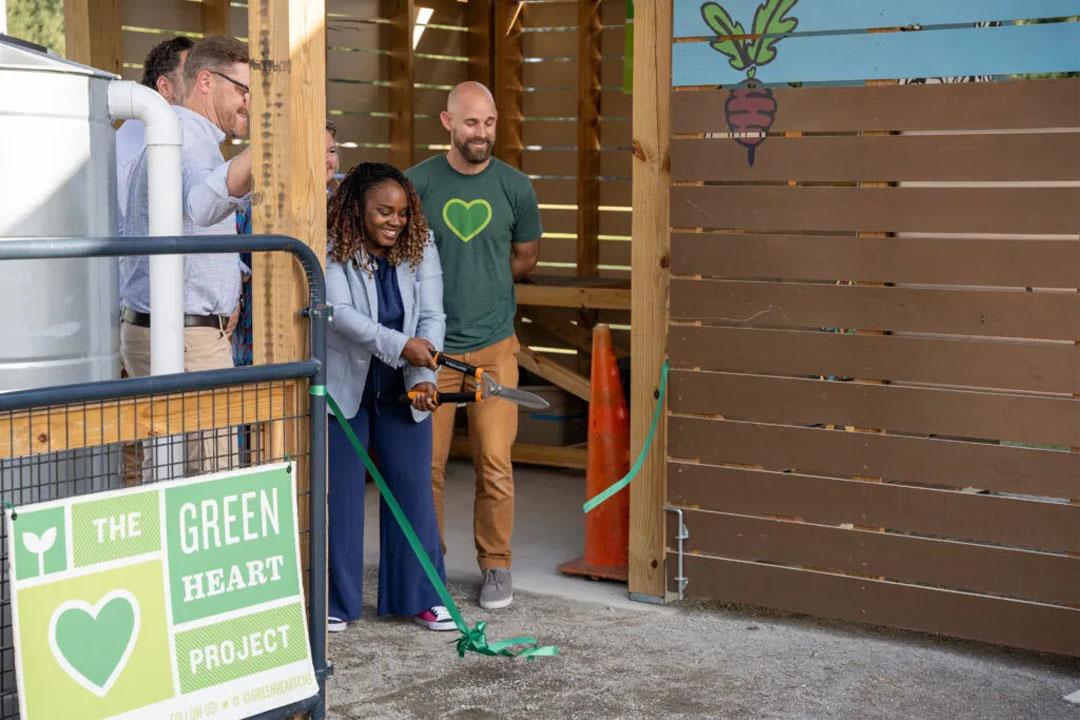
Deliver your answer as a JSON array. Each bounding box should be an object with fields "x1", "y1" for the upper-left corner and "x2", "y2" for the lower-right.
[
  {"x1": 662, "y1": 506, "x2": 689, "y2": 600},
  {"x1": 302, "y1": 303, "x2": 333, "y2": 320}
]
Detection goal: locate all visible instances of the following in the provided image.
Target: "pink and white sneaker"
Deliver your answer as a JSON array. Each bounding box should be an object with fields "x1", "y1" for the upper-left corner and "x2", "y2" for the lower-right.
[{"x1": 414, "y1": 605, "x2": 456, "y2": 631}]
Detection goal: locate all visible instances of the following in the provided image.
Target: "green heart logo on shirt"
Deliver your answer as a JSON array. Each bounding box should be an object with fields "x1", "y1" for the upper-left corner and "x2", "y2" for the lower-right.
[
  {"x1": 49, "y1": 590, "x2": 140, "y2": 698},
  {"x1": 442, "y1": 198, "x2": 492, "y2": 243}
]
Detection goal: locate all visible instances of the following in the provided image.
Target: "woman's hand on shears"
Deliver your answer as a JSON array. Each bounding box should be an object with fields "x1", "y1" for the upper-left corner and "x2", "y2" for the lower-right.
[
  {"x1": 401, "y1": 337, "x2": 437, "y2": 369},
  {"x1": 409, "y1": 382, "x2": 439, "y2": 412}
]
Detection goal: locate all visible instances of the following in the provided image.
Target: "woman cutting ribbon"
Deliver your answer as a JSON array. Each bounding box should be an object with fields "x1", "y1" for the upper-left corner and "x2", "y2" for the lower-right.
[{"x1": 324, "y1": 162, "x2": 453, "y2": 633}]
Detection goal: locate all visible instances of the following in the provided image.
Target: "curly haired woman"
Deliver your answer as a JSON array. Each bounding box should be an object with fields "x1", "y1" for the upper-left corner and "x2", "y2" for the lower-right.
[{"x1": 324, "y1": 162, "x2": 453, "y2": 632}]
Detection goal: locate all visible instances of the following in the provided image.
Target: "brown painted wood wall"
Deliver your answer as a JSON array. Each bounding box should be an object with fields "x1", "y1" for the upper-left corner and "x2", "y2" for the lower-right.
[{"x1": 668, "y1": 77, "x2": 1080, "y2": 656}]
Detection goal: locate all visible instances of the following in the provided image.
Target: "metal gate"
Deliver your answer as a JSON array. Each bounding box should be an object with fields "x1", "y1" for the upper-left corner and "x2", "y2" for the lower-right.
[{"x1": 0, "y1": 235, "x2": 329, "y2": 718}]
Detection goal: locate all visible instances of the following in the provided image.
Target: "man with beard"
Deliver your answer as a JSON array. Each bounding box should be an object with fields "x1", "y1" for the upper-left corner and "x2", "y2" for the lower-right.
[
  {"x1": 120, "y1": 35, "x2": 252, "y2": 476},
  {"x1": 406, "y1": 81, "x2": 542, "y2": 610}
]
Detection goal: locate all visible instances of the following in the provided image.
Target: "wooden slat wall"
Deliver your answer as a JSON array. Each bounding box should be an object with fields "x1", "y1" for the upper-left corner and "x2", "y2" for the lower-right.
[
  {"x1": 521, "y1": 0, "x2": 632, "y2": 282},
  {"x1": 117, "y1": 0, "x2": 627, "y2": 373},
  {"x1": 325, "y1": 0, "x2": 469, "y2": 170},
  {"x1": 120, "y1": 0, "x2": 470, "y2": 178},
  {"x1": 666, "y1": 18, "x2": 1080, "y2": 652},
  {"x1": 412, "y1": 2, "x2": 469, "y2": 164}
]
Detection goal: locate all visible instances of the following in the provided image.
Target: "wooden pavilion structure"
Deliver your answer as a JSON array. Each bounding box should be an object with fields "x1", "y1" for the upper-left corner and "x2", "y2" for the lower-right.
[{"x1": 59, "y1": 0, "x2": 1080, "y2": 652}]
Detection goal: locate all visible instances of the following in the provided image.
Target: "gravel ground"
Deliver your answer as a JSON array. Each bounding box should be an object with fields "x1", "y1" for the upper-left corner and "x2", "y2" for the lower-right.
[{"x1": 324, "y1": 568, "x2": 1079, "y2": 720}]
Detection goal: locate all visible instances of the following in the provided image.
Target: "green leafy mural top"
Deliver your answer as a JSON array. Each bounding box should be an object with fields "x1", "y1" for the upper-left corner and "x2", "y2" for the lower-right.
[{"x1": 701, "y1": 0, "x2": 799, "y2": 78}]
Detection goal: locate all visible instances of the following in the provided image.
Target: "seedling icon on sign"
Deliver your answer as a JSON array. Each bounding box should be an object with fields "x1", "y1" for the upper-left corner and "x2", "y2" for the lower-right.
[
  {"x1": 701, "y1": 0, "x2": 799, "y2": 165},
  {"x1": 22, "y1": 527, "x2": 57, "y2": 576}
]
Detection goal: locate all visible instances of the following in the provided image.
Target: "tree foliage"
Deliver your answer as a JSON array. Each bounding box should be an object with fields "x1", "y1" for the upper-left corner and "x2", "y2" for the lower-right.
[{"x1": 6, "y1": 0, "x2": 66, "y2": 55}]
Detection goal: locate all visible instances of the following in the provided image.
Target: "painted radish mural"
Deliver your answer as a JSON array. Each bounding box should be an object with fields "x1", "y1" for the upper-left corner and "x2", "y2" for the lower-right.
[{"x1": 700, "y1": 0, "x2": 799, "y2": 165}]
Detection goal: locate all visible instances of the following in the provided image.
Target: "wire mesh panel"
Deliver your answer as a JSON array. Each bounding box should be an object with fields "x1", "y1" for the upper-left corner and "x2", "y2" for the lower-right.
[{"x1": 0, "y1": 379, "x2": 312, "y2": 719}]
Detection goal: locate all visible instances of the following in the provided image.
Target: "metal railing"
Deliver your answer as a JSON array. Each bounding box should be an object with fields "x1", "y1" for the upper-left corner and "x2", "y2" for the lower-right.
[{"x1": 0, "y1": 235, "x2": 328, "y2": 720}]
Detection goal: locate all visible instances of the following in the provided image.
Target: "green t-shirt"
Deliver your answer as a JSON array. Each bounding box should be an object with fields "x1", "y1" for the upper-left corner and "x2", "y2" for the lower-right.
[{"x1": 406, "y1": 154, "x2": 543, "y2": 353}]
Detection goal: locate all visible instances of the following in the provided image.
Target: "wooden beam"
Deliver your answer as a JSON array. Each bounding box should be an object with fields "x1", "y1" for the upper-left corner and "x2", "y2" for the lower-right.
[
  {"x1": 248, "y1": 0, "x2": 326, "y2": 648},
  {"x1": 385, "y1": 0, "x2": 415, "y2": 169},
  {"x1": 575, "y1": 0, "x2": 603, "y2": 375},
  {"x1": 577, "y1": 0, "x2": 602, "y2": 278},
  {"x1": 517, "y1": 306, "x2": 630, "y2": 357},
  {"x1": 451, "y1": 436, "x2": 586, "y2": 470},
  {"x1": 517, "y1": 307, "x2": 595, "y2": 356},
  {"x1": 201, "y1": 0, "x2": 232, "y2": 37},
  {"x1": 629, "y1": 0, "x2": 672, "y2": 600},
  {"x1": 516, "y1": 283, "x2": 631, "y2": 310},
  {"x1": 465, "y1": 0, "x2": 493, "y2": 85},
  {"x1": 493, "y1": 0, "x2": 524, "y2": 168},
  {"x1": 63, "y1": 0, "x2": 121, "y2": 75},
  {"x1": 518, "y1": 347, "x2": 590, "y2": 401},
  {"x1": 249, "y1": 0, "x2": 327, "y2": 364},
  {"x1": 0, "y1": 383, "x2": 290, "y2": 460}
]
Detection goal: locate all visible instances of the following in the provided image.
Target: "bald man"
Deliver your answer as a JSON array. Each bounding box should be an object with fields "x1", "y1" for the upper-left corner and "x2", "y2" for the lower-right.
[{"x1": 405, "y1": 81, "x2": 542, "y2": 610}]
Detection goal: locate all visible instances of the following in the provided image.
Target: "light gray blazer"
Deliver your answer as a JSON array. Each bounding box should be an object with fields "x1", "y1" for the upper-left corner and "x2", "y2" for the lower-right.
[{"x1": 325, "y1": 239, "x2": 445, "y2": 422}]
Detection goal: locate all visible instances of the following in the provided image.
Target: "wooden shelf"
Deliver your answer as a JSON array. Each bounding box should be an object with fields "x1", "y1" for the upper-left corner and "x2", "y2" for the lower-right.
[
  {"x1": 450, "y1": 435, "x2": 586, "y2": 470},
  {"x1": 516, "y1": 277, "x2": 631, "y2": 310}
]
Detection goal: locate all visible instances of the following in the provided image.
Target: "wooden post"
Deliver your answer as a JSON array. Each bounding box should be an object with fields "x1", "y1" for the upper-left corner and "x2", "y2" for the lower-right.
[
  {"x1": 493, "y1": 0, "x2": 524, "y2": 169},
  {"x1": 201, "y1": 0, "x2": 232, "y2": 37},
  {"x1": 574, "y1": 1, "x2": 603, "y2": 373},
  {"x1": 248, "y1": 0, "x2": 326, "y2": 659},
  {"x1": 385, "y1": 0, "x2": 415, "y2": 170},
  {"x1": 576, "y1": 0, "x2": 602, "y2": 278},
  {"x1": 249, "y1": 0, "x2": 328, "y2": 365},
  {"x1": 63, "y1": 0, "x2": 121, "y2": 75},
  {"x1": 628, "y1": 0, "x2": 671, "y2": 601},
  {"x1": 465, "y1": 0, "x2": 493, "y2": 86}
]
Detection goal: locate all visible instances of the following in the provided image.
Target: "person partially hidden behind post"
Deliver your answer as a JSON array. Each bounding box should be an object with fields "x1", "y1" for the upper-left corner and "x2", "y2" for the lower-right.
[
  {"x1": 115, "y1": 35, "x2": 194, "y2": 236},
  {"x1": 324, "y1": 162, "x2": 454, "y2": 633},
  {"x1": 120, "y1": 35, "x2": 253, "y2": 478}
]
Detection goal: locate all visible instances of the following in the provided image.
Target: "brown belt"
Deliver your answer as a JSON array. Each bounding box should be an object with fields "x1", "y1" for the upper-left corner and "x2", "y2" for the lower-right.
[{"x1": 120, "y1": 307, "x2": 228, "y2": 331}]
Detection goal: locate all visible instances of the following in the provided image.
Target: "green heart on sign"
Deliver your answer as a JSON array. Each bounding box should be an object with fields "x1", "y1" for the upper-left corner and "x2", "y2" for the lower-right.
[
  {"x1": 442, "y1": 198, "x2": 492, "y2": 243},
  {"x1": 49, "y1": 590, "x2": 141, "y2": 698}
]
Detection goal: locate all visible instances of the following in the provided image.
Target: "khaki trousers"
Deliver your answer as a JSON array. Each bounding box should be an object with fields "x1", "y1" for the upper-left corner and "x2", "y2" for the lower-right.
[
  {"x1": 120, "y1": 322, "x2": 235, "y2": 480},
  {"x1": 430, "y1": 334, "x2": 519, "y2": 570}
]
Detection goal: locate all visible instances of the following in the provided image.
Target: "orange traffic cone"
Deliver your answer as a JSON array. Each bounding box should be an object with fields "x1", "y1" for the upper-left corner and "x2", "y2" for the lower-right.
[{"x1": 557, "y1": 324, "x2": 630, "y2": 581}]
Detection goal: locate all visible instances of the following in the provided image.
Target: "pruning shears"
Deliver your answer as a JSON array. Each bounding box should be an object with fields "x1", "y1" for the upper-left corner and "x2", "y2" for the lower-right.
[{"x1": 400, "y1": 352, "x2": 551, "y2": 410}]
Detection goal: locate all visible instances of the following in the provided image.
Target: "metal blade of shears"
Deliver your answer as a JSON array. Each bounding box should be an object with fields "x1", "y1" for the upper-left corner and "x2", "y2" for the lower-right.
[{"x1": 486, "y1": 384, "x2": 551, "y2": 410}]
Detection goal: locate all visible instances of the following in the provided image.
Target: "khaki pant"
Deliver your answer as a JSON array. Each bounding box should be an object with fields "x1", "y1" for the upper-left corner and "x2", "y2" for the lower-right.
[
  {"x1": 120, "y1": 322, "x2": 235, "y2": 480},
  {"x1": 430, "y1": 334, "x2": 519, "y2": 570}
]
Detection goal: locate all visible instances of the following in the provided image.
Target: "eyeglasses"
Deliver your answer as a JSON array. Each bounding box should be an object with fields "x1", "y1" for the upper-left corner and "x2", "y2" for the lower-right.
[{"x1": 210, "y1": 70, "x2": 249, "y2": 96}]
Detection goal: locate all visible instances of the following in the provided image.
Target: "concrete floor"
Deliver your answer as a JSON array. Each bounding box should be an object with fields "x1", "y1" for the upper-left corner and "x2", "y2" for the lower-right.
[
  {"x1": 321, "y1": 459, "x2": 1080, "y2": 719},
  {"x1": 361, "y1": 458, "x2": 650, "y2": 611}
]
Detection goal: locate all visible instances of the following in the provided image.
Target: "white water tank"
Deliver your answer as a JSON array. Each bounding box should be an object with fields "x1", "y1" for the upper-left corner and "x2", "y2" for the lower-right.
[{"x1": 0, "y1": 36, "x2": 120, "y2": 391}]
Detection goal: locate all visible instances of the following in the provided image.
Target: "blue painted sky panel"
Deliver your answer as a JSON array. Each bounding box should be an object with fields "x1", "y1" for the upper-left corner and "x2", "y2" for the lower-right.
[
  {"x1": 673, "y1": 22, "x2": 1080, "y2": 86},
  {"x1": 675, "y1": 0, "x2": 1080, "y2": 38}
]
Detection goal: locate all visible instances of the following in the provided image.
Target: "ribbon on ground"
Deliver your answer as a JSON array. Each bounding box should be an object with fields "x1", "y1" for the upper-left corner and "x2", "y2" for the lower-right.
[
  {"x1": 321, "y1": 389, "x2": 557, "y2": 660},
  {"x1": 582, "y1": 360, "x2": 670, "y2": 514}
]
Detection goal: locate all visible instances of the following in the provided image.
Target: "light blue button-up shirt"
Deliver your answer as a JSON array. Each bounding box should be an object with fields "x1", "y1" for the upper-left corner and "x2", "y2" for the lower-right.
[{"x1": 120, "y1": 105, "x2": 249, "y2": 316}]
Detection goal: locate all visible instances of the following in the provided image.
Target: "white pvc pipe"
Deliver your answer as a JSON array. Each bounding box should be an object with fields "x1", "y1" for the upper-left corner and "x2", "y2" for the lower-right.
[{"x1": 107, "y1": 81, "x2": 184, "y2": 376}]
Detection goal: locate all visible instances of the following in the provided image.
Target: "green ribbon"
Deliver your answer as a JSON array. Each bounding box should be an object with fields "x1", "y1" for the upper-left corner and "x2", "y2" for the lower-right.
[
  {"x1": 324, "y1": 391, "x2": 558, "y2": 660},
  {"x1": 309, "y1": 385, "x2": 326, "y2": 396},
  {"x1": 583, "y1": 360, "x2": 670, "y2": 514}
]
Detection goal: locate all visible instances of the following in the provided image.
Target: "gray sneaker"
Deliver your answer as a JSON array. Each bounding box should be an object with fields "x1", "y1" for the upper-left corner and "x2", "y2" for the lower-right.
[{"x1": 479, "y1": 567, "x2": 513, "y2": 609}]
